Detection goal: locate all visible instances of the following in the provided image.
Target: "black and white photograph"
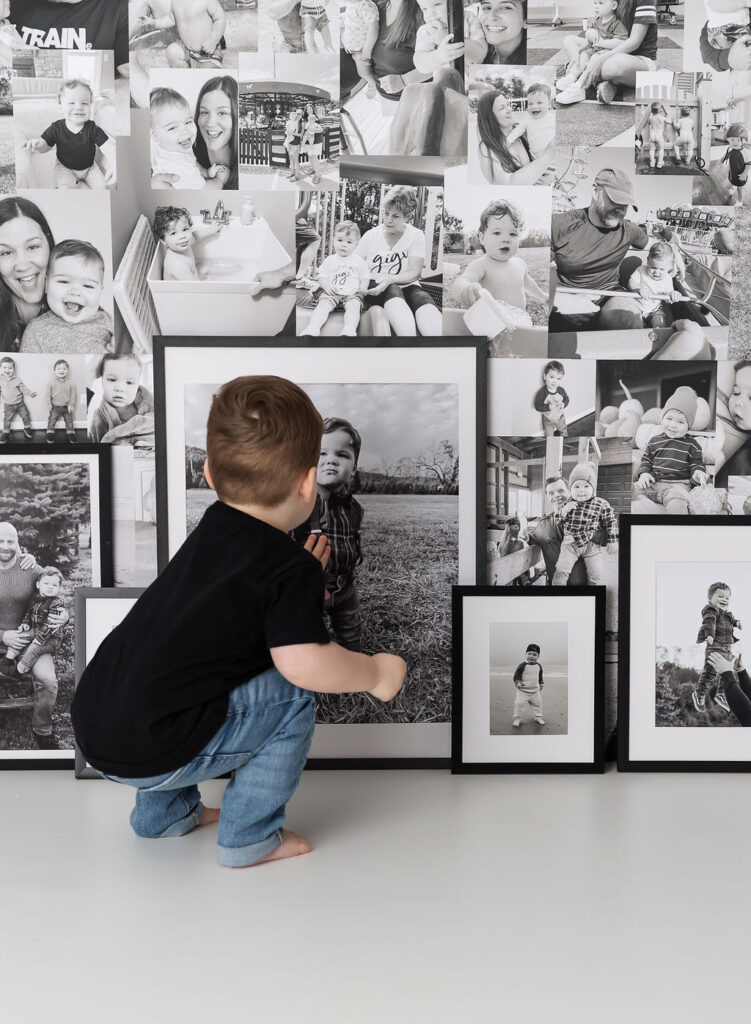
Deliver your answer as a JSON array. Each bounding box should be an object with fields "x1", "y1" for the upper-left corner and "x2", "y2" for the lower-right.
[
  {"x1": 489, "y1": 618, "x2": 568, "y2": 734},
  {"x1": 727, "y1": 474, "x2": 751, "y2": 512},
  {"x1": 86, "y1": 352, "x2": 155, "y2": 447},
  {"x1": 634, "y1": 70, "x2": 710, "y2": 175},
  {"x1": 114, "y1": 188, "x2": 296, "y2": 344},
  {"x1": 338, "y1": 0, "x2": 467, "y2": 158},
  {"x1": 619, "y1": 516, "x2": 751, "y2": 769},
  {"x1": 149, "y1": 67, "x2": 239, "y2": 189},
  {"x1": 467, "y1": 65, "x2": 556, "y2": 185},
  {"x1": 0, "y1": 190, "x2": 115, "y2": 355},
  {"x1": 0, "y1": 31, "x2": 12, "y2": 193},
  {"x1": 527, "y1": 0, "x2": 682, "y2": 108},
  {"x1": 0, "y1": 447, "x2": 112, "y2": 766},
  {"x1": 296, "y1": 169, "x2": 443, "y2": 336},
  {"x1": 489, "y1": 356, "x2": 596, "y2": 437},
  {"x1": 258, "y1": 0, "x2": 337, "y2": 53},
  {"x1": 12, "y1": 47, "x2": 121, "y2": 193},
  {"x1": 0, "y1": 353, "x2": 96, "y2": 444},
  {"x1": 549, "y1": 146, "x2": 733, "y2": 360},
  {"x1": 128, "y1": 0, "x2": 258, "y2": 108},
  {"x1": 73, "y1": 587, "x2": 142, "y2": 777},
  {"x1": 239, "y1": 52, "x2": 339, "y2": 191},
  {"x1": 593, "y1": 359, "x2": 723, "y2": 511},
  {"x1": 452, "y1": 585, "x2": 604, "y2": 772},
  {"x1": 154, "y1": 336, "x2": 485, "y2": 762},
  {"x1": 442, "y1": 178, "x2": 550, "y2": 356}
]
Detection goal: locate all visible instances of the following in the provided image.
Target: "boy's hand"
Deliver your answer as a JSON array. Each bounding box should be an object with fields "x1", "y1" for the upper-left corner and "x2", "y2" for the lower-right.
[
  {"x1": 104, "y1": 168, "x2": 116, "y2": 187},
  {"x1": 669, "y1": 289, "x2": 683, "y2": 302},
  {"x1": 585, "y1": 27, "x2": 600, "y2": 44},
  {"x1": 23, "y1": 138, "x2": 45, "y2": 153},
  {"x1": 434, "y1": 33, "x2": 465, "y2": 64},
  {"x1": 561, "y1": 500, "x2": 577, "y2": 515},
  {"x1": 705, "y1": 635, "x2": 714, "y2": 646},
  {"x1": 636, "y1": 472, "x2": 655, "y2": 490},
  {"x1": 693, "y1": 470, "x2": 708, "y2": 486},
  {"x1": 458, "y1": 281, "x2": 483, "y2": 307},
  {"x1": 303, "y1": 532, "x2": 331, "y2": 574},
  {"x1": 607, "y1": 541, "x2": 618, "y2": 555},
  {"x1": 214, "y1": 165, "x2": 230, "y2": 184},
  {"x1": 368, "y1": 653, "x2": 407, "y2": 702}
]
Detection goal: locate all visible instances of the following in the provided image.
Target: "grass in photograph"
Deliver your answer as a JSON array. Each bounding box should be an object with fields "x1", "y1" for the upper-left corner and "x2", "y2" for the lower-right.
[{"x1": 655, "y1": 653, "x2": 738, "y2": 728}]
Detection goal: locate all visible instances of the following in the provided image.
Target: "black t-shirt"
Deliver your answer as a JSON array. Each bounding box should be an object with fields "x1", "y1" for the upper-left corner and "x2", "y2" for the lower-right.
[
  {"x1": 41, "y1": 119, "x2": 108, "y2": 169},
  {"x1": 10, "y1": 0, "x2": 130, "y2": 70},
  {"x1": 71, "y1": 501, "x2": 329, "y2": 777}
]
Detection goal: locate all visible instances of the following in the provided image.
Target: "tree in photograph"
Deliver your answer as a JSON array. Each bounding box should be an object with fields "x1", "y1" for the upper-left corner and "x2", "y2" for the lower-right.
[
  {"x1": 414, "y1": 440, "x2": 459, "y2": 494},
  {"x1": 0, "y1": 463, "x2": 91, "y2": 567}
]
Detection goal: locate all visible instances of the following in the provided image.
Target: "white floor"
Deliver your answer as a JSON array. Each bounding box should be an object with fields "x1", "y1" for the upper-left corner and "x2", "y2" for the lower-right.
[{"x1": 3, "y1": 767, "x2": 751, "y2": 1023}]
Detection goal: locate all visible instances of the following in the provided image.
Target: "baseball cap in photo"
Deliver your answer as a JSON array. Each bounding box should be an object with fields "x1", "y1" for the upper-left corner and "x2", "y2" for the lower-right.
[{"x1": 594, "y1": 168, "x2": 638, "y2": 210}]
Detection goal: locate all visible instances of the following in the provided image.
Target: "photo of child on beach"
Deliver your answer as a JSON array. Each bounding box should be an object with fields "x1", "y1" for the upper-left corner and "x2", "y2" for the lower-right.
[{"x1": 489, "y1": 620, "x2": 568, "y2": 735}]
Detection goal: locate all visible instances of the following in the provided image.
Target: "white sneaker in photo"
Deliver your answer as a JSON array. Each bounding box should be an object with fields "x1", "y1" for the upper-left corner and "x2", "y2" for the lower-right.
[
  {"x1": 535, "y1": 718, "x2": 545, "y2": 726},
  {"x1": 512, "y1": 720, "x2": 521, "y2": 728},
  {"x1": 555, "y1": 73, "x2": 578, "y2": 91},
  {"x1": 555, "y1": 86, "x2": 586, "y2": 106}
]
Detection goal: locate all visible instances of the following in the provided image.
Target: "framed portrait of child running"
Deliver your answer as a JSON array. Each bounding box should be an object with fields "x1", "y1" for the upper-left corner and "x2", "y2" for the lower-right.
[
  {"x1": 153, "y1": 335, "x2": 486, "y2": 766},
  {"x1": 0, "y1": 446, "x2": 113, "y2": 769},
  {"x1": 619, "y1": 517, "x2": 751, "y2": 772},
  {"x1": 73, "y1": 588, "x2": 144, "y2": 778},
  {"x1": 451, "y1": 586, "x2": 606, "y2": 774}
]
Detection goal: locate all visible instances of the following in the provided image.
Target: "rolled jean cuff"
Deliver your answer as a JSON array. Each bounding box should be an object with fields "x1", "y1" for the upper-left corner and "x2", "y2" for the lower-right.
[
  {"x1": 143, "y1": 799, "x2": 206, "y2": 838},
  {"x1": 218, "y1": 827, "x2": 283, "y2": 867}
]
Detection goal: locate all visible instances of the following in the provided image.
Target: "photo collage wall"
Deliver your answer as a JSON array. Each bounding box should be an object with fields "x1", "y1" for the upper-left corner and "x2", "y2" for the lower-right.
[{"x1": 1, "y1": 0, "x2": 750, "y2": 766}]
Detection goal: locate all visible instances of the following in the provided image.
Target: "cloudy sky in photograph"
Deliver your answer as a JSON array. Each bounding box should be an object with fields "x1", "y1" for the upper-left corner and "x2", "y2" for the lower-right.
[
  {"x1": 490, "y1": 620, "x2": 568, "y2": 674},
  {"x1": 184, "y1": 382, "x2": 459, "y2": 471}
]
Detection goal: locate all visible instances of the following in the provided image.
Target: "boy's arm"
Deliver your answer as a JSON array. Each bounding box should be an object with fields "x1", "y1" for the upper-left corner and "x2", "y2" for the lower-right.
[
  {"x1": 24, "y1": 137, "x2": 52, "y2": 154},
  {"x1": 163, "y1": 252, "x2": 199, "y2": 281},
  {"x1": 69, "y1": 381, "x2": 78, "y2": 412},
  {"x1": 270, "y1": 642, "x2": 406, "y2": 702},
  {"x1": 559, "y1": 386, "x2": 570, "y2": 408},
  {"x1": 533, "y1": 387, "x2": 550, "y2": 412},
  {"x1": 637, "y1": 438, "x2": 655, "y2": 481},
  {"x1": 513, "y1": 662, "x2": 525, "y2": 685},
  {"x1": 361, "y1": 18, "x2": 380, "y2": 59},
  {"x1": 523, "y1": 267, "x2": 547, "y2": 303},
  {"x1": 688, "y1": 437, "x2": 707, "y2": 482},
  {"x1": 464, "y1": 10, "x2": 488, "y2": 62},
  {"x1": 600, "y1": 499, "x2": 619, "y2": 550},
  {"x1": 627, "y1": 268, "x2": 642, "y2": 293},
  {"x1": 203, "y1": 0, "x2": 227, "y2": 52},
  {"x1": 539, "y1": 665, "x2": 544, "y2": 689},
  {"x1": 699, "y1": 606, "x2": 718, "y2": 643},
  {"x1": 19, "y1": 380, "x2": 36, "y2": 397},
  {"x1": 98, "y1": 137, "x2": 117, "y2": 186},
  {"x1": 505, "y1": 121, "x2": 526, "y2": 145},
  {"x1": 450, "y1": 258, "x2": 485, "y2": 308}
]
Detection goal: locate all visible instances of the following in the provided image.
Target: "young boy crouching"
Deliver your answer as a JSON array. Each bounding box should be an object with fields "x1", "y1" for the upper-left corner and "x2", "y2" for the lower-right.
[{"x1": 71, "y1": 376, "x2": 406, "y2": 867}]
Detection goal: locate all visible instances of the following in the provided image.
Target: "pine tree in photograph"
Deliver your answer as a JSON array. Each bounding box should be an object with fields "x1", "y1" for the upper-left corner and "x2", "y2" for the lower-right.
[{"x1": 0, "y1": 464, "x2": 91, "y2": 567}]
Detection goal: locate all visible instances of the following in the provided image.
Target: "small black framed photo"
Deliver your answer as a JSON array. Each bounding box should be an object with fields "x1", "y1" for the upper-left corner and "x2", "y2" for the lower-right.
[
  {"x1": 619, "y1": 516, "x2": 751, "y2": 771},
  {"x1": 0, "y1": 446, "x2": 113, "y2": 769},
  {"x1": 73, "y1": 588, "x2": 144, "y2": 779},
  {"x1": 452, "y1": 586, "x2": 605, "y2": 773}
]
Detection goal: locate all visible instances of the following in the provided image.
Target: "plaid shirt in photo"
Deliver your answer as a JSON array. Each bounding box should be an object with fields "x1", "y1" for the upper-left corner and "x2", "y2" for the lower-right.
[
  {"x1": 557, "y1": 497, "x2": 618, "y2": 548},
  {"x1": 292, "y1": 489, "x2": 364, "y2": 601}
]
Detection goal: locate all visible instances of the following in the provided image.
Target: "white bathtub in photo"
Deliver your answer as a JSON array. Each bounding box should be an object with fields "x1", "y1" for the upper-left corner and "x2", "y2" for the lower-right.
[{"x1": 146, "y1": 214, "x2": 295, "y2": 336}]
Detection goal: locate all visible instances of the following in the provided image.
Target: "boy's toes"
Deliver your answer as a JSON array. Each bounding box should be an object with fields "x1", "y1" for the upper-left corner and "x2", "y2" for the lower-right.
[
  {"x1": 197, "y1": 806, "x2": 220, "y2": 827},
  {"x1": 251, "y1": 830, "x2": 311, "y2": 866}
]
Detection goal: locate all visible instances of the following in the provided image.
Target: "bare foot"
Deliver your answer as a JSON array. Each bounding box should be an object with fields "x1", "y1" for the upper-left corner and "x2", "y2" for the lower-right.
[
  {"x1": 243, "y1": 830, "x2": 311, "y2": 867},
  {"x1": 197, "y1": 806, "x2": 220, "y2": 828}
]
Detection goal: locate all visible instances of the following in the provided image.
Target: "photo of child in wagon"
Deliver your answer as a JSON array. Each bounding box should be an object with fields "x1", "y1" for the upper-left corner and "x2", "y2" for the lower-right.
[
  {"x1": 489, "y1": 622, "x2": 569, "y2": 735},
  {"x1": 182, "y1": 378, "x2": 460, "y2": 725},
  {"x1": 296, "y1": 177, "x2": 443, "y2": 336},
  {"x1": 442, "y1": 179, "x2": 551, "y2": 356}
]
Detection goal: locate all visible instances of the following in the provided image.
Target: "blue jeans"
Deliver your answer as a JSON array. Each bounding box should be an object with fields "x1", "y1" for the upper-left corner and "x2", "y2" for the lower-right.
[{"x1": 101, "y1": 668, "x2": 315, "y2": 867}]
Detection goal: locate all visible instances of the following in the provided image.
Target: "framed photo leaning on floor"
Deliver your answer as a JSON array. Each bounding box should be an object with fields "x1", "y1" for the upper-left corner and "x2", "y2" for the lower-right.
[
  {"x1": 452, "y1": 586, "x2": 605, "y2": 774},
  {"x1": 619, "y1": 516, "x2": 751, "y2": 771},
  {"x1": 153, "y1": 336, "x2": 486, "y2": 766},
  {"x1": 0, "y1": 446, "x2": 112, "y2": 769}
]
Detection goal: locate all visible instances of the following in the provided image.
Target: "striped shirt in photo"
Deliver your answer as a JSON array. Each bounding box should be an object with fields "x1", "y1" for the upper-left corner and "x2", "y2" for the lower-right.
[{"x1": 638, "y1": 433, "x2": 705, "y2": 482}]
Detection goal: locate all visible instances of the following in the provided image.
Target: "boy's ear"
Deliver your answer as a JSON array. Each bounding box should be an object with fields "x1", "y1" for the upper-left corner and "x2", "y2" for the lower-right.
[
  {"x1": 300, "y1": 465, "x2": 317, "y2": 503},
  {"x1": 203, "y1": 459, "x2": 215, "y2": 492}
]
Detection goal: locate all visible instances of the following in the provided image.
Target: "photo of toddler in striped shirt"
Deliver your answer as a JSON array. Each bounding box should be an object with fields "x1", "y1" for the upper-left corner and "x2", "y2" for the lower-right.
[{"x1": 634, "y1": 386, "x2": 708, "y2": 514}]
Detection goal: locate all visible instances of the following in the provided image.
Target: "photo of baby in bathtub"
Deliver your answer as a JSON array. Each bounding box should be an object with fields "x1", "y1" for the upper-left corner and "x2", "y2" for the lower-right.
[
  {"x1": 149, "y1": 68, "x2": 239, "y2": 190},
  {"x1": 153, "y1": 205, "x2": 224, "y2": 279}
]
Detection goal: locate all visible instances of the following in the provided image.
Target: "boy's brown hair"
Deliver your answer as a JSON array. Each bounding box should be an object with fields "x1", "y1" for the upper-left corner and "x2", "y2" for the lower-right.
[{"x1": 206, "y1": 376, "x2": 323, "y2": 507}]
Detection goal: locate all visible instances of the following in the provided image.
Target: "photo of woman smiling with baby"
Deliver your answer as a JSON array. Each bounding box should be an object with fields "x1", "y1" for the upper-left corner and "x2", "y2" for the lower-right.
[
  {"x1": 150, "y1": 70, "x2": 239, "y2": 189},
  {"x1": 0, "y1": 191, "x2": 115, "y2": 353}
]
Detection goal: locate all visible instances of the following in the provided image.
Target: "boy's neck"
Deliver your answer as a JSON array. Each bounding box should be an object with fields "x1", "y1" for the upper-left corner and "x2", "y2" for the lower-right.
[{"x1": 219, "y1": 497, "x2": 301, "y2": 534}]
